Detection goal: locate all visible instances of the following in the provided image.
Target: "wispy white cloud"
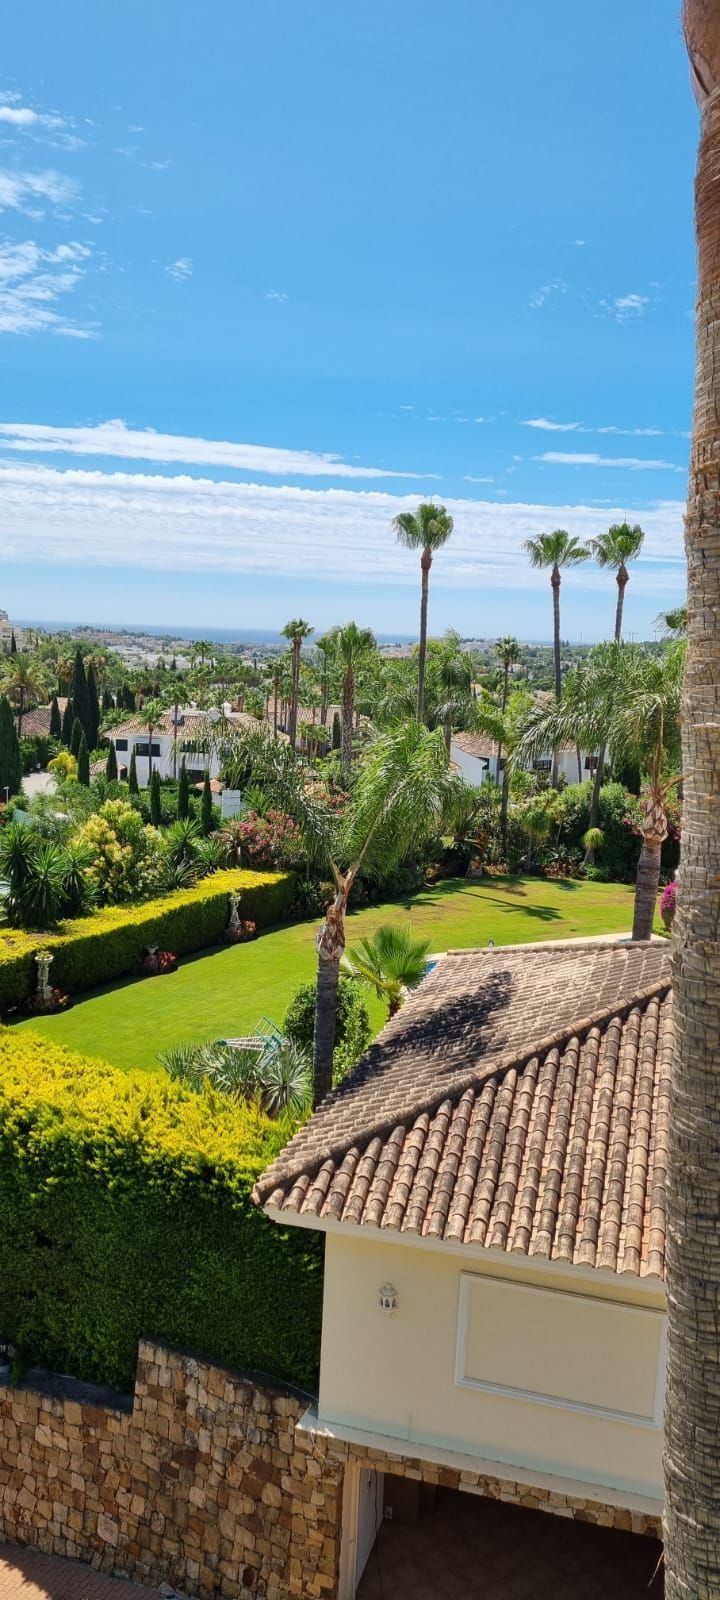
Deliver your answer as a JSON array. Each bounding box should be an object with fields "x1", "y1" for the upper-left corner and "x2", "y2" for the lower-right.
[
  {"x1": 266, "y1": 289, "x2": 288, "y2": 303},
  {"x1": 0, "y1": 461, "x2": 685, "y2": 590},
  {"x1": 523, "y1": 417, "x2": 674, "y2": 438},
  {"x1": 0, "y1": 241, "x2": 94, "y2": 337},
  {"x1": 523, "y1": 417, "x2": 581, "y2": 432},
  {"x1": 0, "y1": 96, "x2": 84, "y2": 150},
  {"x1": 0, "y1": 418, "x2": 438, "y2": 481},
  {"x1": 464, "y1": 475, "x2": 494, "y2": 483},
  {"x1": 529, "y1": 279, "x2": 567, "y2": 309},
  {"x1": 598, "y1": 292, "x2": 650, "y2": 322},
  {"x1": 536, "y1": 451, "x2": 684, "y2": 472},
  {"x1": 167, "y1": 257, "x2": 192, "y2": 282},
  {"x1": 0, "y1": 168, "x2": 78, "y2": 216}
]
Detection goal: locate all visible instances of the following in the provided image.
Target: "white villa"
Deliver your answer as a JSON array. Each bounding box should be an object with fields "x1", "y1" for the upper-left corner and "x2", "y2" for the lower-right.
[
  {"x1": 256, "y1": 940, "x2": 669, "y2": 1597},
  {"x1": 105, "y1": 706, "x2": 261, "y2": 786},
  {"x1": 451, "y1": 730, "x2": 600, "y2": 789}
]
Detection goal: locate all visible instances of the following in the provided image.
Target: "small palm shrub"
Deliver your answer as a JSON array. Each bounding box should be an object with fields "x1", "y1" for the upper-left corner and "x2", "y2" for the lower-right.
[{"x1": 344, "y1": 924, "x2": 431, "y2": 1017}]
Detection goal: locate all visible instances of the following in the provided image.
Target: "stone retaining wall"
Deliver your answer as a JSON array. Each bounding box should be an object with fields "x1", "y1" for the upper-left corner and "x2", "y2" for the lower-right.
[{"x1": 0, "y1": 1343, "x2": 660, "y2": 1600}]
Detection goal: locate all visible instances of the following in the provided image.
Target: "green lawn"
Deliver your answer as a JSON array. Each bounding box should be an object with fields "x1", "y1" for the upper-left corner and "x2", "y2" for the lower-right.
[{"x1": 13, "y1": 875, "x2": 640, "y2": 1073}]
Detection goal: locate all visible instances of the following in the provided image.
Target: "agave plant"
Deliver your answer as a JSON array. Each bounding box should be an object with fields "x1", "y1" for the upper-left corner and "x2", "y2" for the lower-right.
[{"x1": 158, "y1": 1035, "x2": 310, "y2": 1118}]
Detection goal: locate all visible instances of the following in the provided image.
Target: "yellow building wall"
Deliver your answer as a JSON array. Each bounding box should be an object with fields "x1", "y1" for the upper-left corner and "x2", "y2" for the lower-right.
[{"x1": 318, "y1": 1233, "x2": 665, "y2": 1501}]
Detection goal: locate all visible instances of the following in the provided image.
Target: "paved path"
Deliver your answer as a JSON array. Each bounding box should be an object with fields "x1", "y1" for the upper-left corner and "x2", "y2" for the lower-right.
[
  {"x1": 0, "y1": 1546, "x2": 165, "y2": 1600},
  {"x1": 20, "y1": 773, "x2": 56, "y2": 800}
]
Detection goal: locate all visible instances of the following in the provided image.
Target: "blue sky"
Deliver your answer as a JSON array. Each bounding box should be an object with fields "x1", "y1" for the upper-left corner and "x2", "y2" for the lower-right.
[{"x1": 0, "y1": 0, "x2": 697, "y2": 640}]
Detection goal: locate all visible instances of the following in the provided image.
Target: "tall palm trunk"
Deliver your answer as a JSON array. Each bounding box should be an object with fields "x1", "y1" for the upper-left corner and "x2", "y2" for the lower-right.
[
  {"x1": 341, "y1": 669, "x2": 354, "y2": 774},
  {"x1": 550, "y1": 565, "x2": 562, "y2": 786},
  {"x1": 589, "y1": 568, "x2": 628, "y2": 834},
  {"x1": 631, "y1": 788, "x2": 667, "y2": 942},
  {"x1": 273, "y1": 674, "x2": 279, "y2": 738},
  {"x1": 496, "y1": 661, "x2": 510, "y2": 776},
  {"x1": 289, "y1": 641, "x2": 301, "y2": 750},
  {"x1": 313, "y1": 882, "x2": 349, "y2": 1107},
  {"x1": 320, "y1": 659, "x2": 329, "y2": 726},
  {"x1": 16, "y1": 686, "x2": 24, "y2": 740},
  {"x1": 665, "y1": 30, "x2": 720, "y2": 1594},
  {"x1": 500, "y1": 770, "x2": 510, "y2": 855},
  {"x1": 417, "y1": 548, "x2": 432, "y2": 723},
  {"x1": 147, "y1": 725, "x2": 154, "y2": 781},
  {"x1": 615, "y1": 564, "x2": 628, "y2": 641}
]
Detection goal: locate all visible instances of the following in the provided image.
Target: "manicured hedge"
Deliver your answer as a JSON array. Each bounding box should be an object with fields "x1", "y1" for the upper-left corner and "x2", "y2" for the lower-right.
[
  {"x1": 0, "y1": 868, "x2": 294, "y2": 1013},
  {"x1": 0, "y1": 1032, "x2": 322, "y2": 1392}
]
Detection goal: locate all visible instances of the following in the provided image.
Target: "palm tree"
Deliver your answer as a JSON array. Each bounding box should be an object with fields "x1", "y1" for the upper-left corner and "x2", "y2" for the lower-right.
[
  {"x1": 586, "y1": 522, "x2": 646, "y2": 825},
  {"x1": 523, "y1": 530, "x2": 589, "y2": 783},
  {"x1": 496, "y1": 636, "x2": 521, "y2": 709},
  {"x1": 514, "y1": 642, "x2": 683, "y2": 940},
  {"x1": 589, "y1": 521, "x2": 645, "y2": 640},
  {"x1": 1, "y1": 654, "x2": 49, "y2": 738},
  {"x1": 314, "y1": 633, "x2": 336, "y2": 725},
  {"x1": 657, "y1": 604, "x2": 688, "y2": 636},
  {"x1": 665, "y1": 9, "x2": 720, "y2": 1594},
  {"x1": 330, "y1": 623, "x2": 376, "y2": 775},
  {"x1": 222, "y1": 722, "x2": 457, "y2": 1106},
  {"x1": 281, "y1": 619, "x2": 313, "y2": 750},
  {"x1": 137, "y1": 697, "x2": 164, "y2": 783},
  {"x1": 190, "y1": 639, "x2": 213, "y2": 669},
  {"x1": 433, "y1": 630, "x2": 474, "y2": 753},
  {"x1": 393, "y1": 501, "x2": 454, "y2": 722},
  {"x1": 495, "y1": 636, "x2": 521, "y2": 777},
  {"x1": 344, "y1": 925, "x2": 432, "y2": 1017}
]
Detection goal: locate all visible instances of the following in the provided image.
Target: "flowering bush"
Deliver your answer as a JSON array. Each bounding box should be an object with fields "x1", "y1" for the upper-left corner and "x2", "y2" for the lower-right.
[
  {"x1": 660, "y1": 880, "x2": 677, "y2": 930},
  {"x1": 220, "y1": 809, "x2": 304, "y2": 871},
  {"x1": 137, "y1": 947, "x2": 178, "y2": 977},
  {"x1": 75, "y1": 799, "x2": 165, "y2": 904},
  {"x1": 223, "y1": 919, "x2": 257, "y2": 944}
]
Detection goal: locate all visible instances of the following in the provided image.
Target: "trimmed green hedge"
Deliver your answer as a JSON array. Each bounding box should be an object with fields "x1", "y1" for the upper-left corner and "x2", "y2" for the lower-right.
[
  {"x1": 0, "y1": 1032, "x2": 322, "y2": 1392},
  {"x1": 0, "y1": 868, "x2": 294, "y2": 1013}
]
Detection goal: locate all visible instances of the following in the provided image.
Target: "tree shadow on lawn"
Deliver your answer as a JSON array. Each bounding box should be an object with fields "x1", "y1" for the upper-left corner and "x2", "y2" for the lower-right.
[{"x1": 362, "y1": 875, "x2": 584, "y2": 914}]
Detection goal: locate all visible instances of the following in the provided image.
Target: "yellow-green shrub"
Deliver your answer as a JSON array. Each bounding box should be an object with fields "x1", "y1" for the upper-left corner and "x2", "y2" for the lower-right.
[
  {"x1": 0, "y1": 868, "x2": 294, "y2": 1012},
  {"x1": 0, "y1": 1031, "x2": 322, "y2": 1391}
]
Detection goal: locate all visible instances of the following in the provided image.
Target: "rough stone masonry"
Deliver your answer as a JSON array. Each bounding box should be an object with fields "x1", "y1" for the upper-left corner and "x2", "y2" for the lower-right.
[{"x1": 0, "y1": 1341, "x2": 660, "y2": 1599}]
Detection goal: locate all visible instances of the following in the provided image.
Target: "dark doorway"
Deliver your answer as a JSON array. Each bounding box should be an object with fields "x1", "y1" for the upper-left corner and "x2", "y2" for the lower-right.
[{"x1": 357, "y1": 1480, "x2": 662, "y2": 1599}]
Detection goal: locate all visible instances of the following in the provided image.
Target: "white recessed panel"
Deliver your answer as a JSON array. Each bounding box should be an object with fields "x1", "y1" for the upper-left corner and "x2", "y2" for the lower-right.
[{"x1": 457, "y1": 1273, "x2": 665, "y2": 1425}]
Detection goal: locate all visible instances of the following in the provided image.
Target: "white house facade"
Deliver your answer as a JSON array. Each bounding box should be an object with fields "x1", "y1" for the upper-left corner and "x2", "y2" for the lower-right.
[
  {"x1": 106, "y1": 706, "x2": 260, "y2": 786},
  {"x1": 256, "y1": 940, "x2": 670, "y2": 1596},
  {"x1": 451, "y1": 731, "x2": 600, "y2": 790}
]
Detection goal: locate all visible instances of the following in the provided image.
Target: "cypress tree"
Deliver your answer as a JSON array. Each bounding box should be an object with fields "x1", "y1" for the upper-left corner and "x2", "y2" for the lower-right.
[
  {"x1": 102, "y1": 689, "x2": 114, "y2": 712},
  {"x1": 61, "y1": 697, "x2": 74, "y2": 746},
  {"x1": 86, "y1": 664, "x2": 100, "y2": 751},
  {"x1": 332, "y1": 711, "x2": 341, "y2": 750},
  {"x1": 0, "y1": 695, "x2": 22, "y2": 799},
  {"x1": 201, "y1": 770, "x2": 213, "y2": 836},
  {"x1": 105, "y1": 741, "x2": 118, "y2": 781},
  {"x1": 71, "y1": 647, "x2": 89, "y2": 741},
  {"x1": 122, "y1": 683, "x2": 135, "y2": 712},
  {"x1": 10, "y1": 631, "x2": 17, "y2": 654},
  {"x1": 178, "y1": 758, "x2": 190, "y2": 819},
  {"x1": 77, "y1": 730, "x2": 90, "y2": 785},
  {"x1": 70, "y1": 717, "x2": 84, "y2": 759},
  {"x1": 128, "y1": 748, "x2": 139, "y2": 796},
  {"x1": 49, "y1": 696, "x2": 61, "y2": 739},
  {"x1": 149, "y1": 767, "x2": 162, "y2": 825}
]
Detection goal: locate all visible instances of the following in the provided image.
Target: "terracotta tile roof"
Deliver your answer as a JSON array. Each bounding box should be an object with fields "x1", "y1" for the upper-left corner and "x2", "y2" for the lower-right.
[
  {"x1": 17, "y1": 698, "x2": 68, "y2": 739},
  {"x1": 105, "y1": 709, "x2": 261, "y2": 741},
  {"x1": 451, "y1": 732, "x2": 498, "y2": 760},
  {"x1": 254, "y1": 942, "x2": 672, "y2": 1279}
]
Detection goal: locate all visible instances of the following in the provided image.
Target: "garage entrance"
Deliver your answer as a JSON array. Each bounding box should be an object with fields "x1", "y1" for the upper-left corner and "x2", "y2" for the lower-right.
[{"x1": 355, "y1": 1477, "x2": 663, "y2": 1599}]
